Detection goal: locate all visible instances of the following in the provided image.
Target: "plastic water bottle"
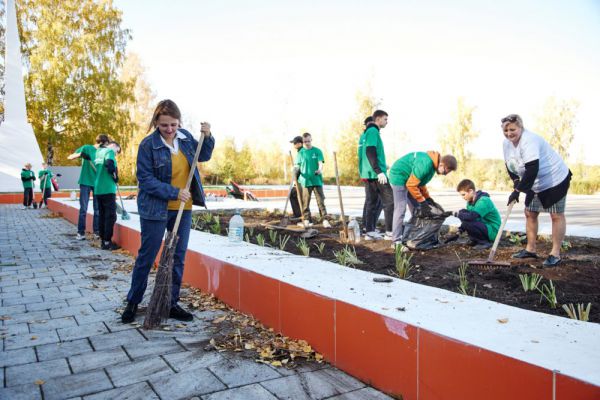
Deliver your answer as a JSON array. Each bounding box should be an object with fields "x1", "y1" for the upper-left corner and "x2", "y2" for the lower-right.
[
  {"x1": 348, "y1": 217, "x2": 361, "y2": 243},
  {"x1": 228, "y1": 209, "x2": 244, "y2": 242}
]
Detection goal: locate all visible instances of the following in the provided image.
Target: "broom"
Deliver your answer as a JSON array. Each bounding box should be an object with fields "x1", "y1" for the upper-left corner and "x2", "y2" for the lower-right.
[{"x1": 143, "y1": 133, "x2": 205, "y2": 329}]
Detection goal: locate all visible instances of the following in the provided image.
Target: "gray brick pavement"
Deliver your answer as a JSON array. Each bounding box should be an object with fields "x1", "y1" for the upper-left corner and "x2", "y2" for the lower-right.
[{"x1": 0, "y1": 204, "x2": 391, "y2": 399}]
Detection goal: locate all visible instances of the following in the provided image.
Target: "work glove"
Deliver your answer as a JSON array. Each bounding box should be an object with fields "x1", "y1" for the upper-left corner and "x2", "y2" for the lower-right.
[
  {"x1": 377, "y1": 172, "x2": 388, "y2": 185},
  {"x1": 419, "y1": 201, "x2": 434, "y2": 217},
  {"x1": 507, "y1": 190, "x2": 519, "y2": 206},
  {"x1": 80, "y1": 152, "x2": 91, "y2": 160},
  {"x1": 425, "y1": 198, "x2": 442, "y2": 210},
  {"x1": 56, "y1": 173, "x2": 62, "y2": 177}
]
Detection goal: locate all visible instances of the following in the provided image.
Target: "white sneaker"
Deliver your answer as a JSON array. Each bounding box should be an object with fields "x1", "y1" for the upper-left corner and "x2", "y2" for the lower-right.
[
  {"x1": 322, "y1": 220, "x2": 331, "y2": 228},
  {"x1": 76, "y1": 233, "x2": 86, "y2": 241},
  {"x1": 21, "y1": 205, "x2": 28, "y2": 210},
  {"x1": 364, "y1": 231, "x2": 383, "y2": 241},
  {"x1": 383, "y1": 231, "x2": 393, "y2": 241}
]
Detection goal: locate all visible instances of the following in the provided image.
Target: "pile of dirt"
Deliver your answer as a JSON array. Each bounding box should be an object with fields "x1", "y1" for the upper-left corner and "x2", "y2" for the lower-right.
[{"x1": 192, "y1": 210, "x2": 600, "y2": 323}]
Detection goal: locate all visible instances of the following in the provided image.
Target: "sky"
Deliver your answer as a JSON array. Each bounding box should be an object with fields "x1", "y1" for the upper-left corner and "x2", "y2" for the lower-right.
[{"x1": 113, "y1": 0, "x2": 600, "y2": 165}]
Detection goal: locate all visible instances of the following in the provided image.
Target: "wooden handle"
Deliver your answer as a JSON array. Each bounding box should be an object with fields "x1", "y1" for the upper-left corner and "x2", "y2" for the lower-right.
[
  {"x1": 333, "y1": 152, "x2": 348, "y2": 238},
  {"x1": 171, "y1": 133, "x2": 205, "y2": 245},
  {"x1": 487, "y1": 201, "x2": 515, "y2": 262},
  {"x1": 289, "y1": 151, "x2": 305, "y2": 222}
]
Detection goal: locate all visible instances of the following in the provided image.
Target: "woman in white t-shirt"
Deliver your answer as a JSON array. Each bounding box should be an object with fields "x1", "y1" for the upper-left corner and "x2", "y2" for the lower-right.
[{"x1": 502, "y1": 114, "x2": 571, "y2": 267}]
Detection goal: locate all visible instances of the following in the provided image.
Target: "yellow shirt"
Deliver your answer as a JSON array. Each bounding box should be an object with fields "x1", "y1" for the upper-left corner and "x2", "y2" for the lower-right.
[{"x1": 167, "y1": 150, "x2": 193, "y2": 211}]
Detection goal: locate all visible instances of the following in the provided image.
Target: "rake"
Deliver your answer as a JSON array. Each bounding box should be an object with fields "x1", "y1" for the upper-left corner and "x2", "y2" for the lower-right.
[
  {"x1": 144, "y1": 133, "x2": 205, "y2": 329},
  {"x1": 468, "y1": 201, "x2": 515, "y2": 270}
]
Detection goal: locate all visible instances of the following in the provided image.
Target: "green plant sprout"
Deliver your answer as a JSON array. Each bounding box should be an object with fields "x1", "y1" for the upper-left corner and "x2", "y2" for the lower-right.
[
  {"x1": 296, "y1": 238, "x2": 310, "y2": 256},
  {"x1": 278, "y1": 234, "x2": 291, "y2": 250},
  {"x1": 538, "y1": 280, "x2": 558, "y2": 308},
  {"x1": 562, "y1": 303, "x2": 591, "y2": 321},
  {"x1": 314, "y1": 242, "x2": 325, "y2": 254},
  {"x1": 518, "y1": 273, "x2": 543, "y2": 292},
  {"x1": 394, "y1": 245, "x2": 413, "y2": 279}
]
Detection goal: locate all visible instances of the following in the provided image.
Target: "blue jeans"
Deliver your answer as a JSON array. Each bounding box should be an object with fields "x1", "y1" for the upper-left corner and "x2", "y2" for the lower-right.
[
  {"x1": 78, "y1": 185, "x2": 99, "y2": 235},
  {"x1": 127, "y1": 210, "x2": 192, "y2": 306}
]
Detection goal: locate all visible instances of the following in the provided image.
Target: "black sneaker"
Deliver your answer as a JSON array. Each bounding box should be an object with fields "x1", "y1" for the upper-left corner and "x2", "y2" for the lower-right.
[
  {"x1": 169, "y1": 304, "x2": 194, "y2": 322},
  {"x1": 542, "y1": 255, "x2": 561, "y2": 267},
  {"x1": 474, "y1": 242, "x2": 493, "y2": 250},
  {"x1": 121, "y1": 302, "x2": 138, "y2": 323},
  {"x1": 512, "y1": 249, "x2": 538, "y2": 259},
  {"x1": 101, "y1": 241, "x2": 121, "y2": 250}
]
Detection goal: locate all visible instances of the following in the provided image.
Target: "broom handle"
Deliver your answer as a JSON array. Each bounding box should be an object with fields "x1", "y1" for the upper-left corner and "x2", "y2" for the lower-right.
[
  {"x1": 487, "y1": 201, "x2": 515, "y2": 262},
  {"x1": 289, "y1": 151, "x2": 305, "y2": 222},
  {"x1": 282, "y1": 177, "x2": 294, "y2": 216},
  {"x1": 333, "y1": 152, "x2": 348, "y2": 238},
  {"x1": 171, "y1": 133, "x2": 206, "y2": 244}
]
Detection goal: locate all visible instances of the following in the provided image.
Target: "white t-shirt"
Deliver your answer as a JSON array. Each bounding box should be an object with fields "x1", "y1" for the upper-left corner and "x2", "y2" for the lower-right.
[{"x1": 503, "y1": 130, "x2": 568, "y2": 193}]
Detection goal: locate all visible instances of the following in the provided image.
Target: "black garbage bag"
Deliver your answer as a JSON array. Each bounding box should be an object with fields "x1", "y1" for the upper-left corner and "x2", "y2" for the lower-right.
[{"x1": 402, "y1": 204, "x2": 452, "y2": 250}]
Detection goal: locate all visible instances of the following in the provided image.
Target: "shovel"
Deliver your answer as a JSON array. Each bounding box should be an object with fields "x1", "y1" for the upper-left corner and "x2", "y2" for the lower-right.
[
  {"x1": 279, "y1": 177, "x2": 295, "y2": 227},
  {"x1": 333, "y1": 152, "x2": 348, "y2": 242},
  {"x1": 468, "y1": 201, "x2": 515, "y2": 270}
]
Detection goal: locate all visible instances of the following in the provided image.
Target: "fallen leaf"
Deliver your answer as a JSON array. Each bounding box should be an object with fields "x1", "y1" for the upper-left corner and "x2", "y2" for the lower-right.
[
  {"x1": 396, "y1": 307, "x2": 406, "y2": 312},
  {"x1": 497, "y1": 318, "x2": 509, "y2": 324},
  {"x1": 212, "y1": 316, "x2": 227, "y2": 324},
  {"x1": 30, "y1": 336, "x2": 38, "y2": 340},
  {"x1": 244, "y1": 343, "x2": 255, "y2": 350},
  {"x1": 271, "y1": 361, "x2": 282, "y2": 367},
  {"x1": 34, "y1": 379, "x2": 45, "y2": 385},
  {"x1": 175, "y1": 324, "x2": 186, "y2": 329},
  {"x1": 435, "y1": 299, "x2": 449, "y2": 304},
  {"x1": 162, "y1": 327, "x2": 172, "y2": 331},
  {"x1": 483, "y1": 284, "x2": 493, "y2": 289}
]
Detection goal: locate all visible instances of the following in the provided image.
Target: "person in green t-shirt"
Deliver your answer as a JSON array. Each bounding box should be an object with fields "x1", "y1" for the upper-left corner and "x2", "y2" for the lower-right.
[
  {"x1": 94, "y1": 141, "x2": 121, "y2": 250},
  {"x1": 68, "y1": 134, "x2": 110, "y2": 239},
  {"x1": 357, "y1": 110, "x2": 394, "y2": 240},
  {"x1": 21, "y1": 163, "x2": 36, "y2": 209},
  {"x1": 389, "y1": 151, "x2": 457, "y2": 246},
  {"x1": 451, "y1": 179, "x2": 502, "y2": 250},
  {"x1": 38, "y1": 163, "x2": 54, "y2": 208},
  {"x1": 295, "y1": 132, "x2": 327, "y2": 223}
]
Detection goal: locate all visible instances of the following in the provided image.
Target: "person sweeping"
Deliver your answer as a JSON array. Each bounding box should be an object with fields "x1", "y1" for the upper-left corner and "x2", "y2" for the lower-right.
[{"x1": 121, "y1": 100, "x2": 215, "y2": 324}]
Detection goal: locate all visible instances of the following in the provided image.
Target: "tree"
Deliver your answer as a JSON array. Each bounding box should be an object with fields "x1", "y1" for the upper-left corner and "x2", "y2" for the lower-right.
[
  {"x1": 535, "y1": 97, "x2": 579, "y2": 161},
  {"x1": 438, "y1": 97, "x2": 478, "y2": 185},
  {"x1": 15, "y1": 0, "x2": 133, "y2": 164},
  {"x1": 335, "y1": 88, "x2": 379, "y2": 185},
  {"x1": 204, "y1": 137, "x2": 255, "y2": 184},
  {"x1": 118, "y1": 52, "x2": 156, "y2": 184}
]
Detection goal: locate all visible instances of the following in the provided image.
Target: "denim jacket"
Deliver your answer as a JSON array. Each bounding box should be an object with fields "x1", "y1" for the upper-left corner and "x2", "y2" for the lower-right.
[{"x1": 136, "y1": 128, "x2": 215, "y2": 221}]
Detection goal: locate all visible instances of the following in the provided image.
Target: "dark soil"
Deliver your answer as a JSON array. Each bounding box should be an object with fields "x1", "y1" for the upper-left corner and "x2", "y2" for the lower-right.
[{"x1": 192, "y1": 210, "x2": 600, "y2": 323}]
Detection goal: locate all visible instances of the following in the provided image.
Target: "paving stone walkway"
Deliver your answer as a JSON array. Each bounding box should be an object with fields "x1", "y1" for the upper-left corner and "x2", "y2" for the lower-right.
[{"x1": 0, "y1": 205, "x2": 392, "y2": 400}]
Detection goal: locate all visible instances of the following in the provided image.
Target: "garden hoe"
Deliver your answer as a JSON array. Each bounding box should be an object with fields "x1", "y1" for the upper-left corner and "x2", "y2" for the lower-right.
[
  {"x1": 144, "y1": 133, "x2": 205, "y2": 329},
  {"x1": 468, "y1": 201, "x2": 515, "y2": 270},
  {"x1": 333, "y1": 152, "x2": 349, "y2": 242}
]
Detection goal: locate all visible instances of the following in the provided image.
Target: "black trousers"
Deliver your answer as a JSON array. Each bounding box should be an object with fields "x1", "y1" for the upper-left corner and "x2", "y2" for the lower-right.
[
  {"x1": 42, "y1": 188, "x2": 51, "y2": 206},
  {"x1": 97, "y1": 193, "x2": 117, "y2": 243},
  {"x1": 362, "y1": 184, "x2": 383, "y2": 231},
  {"x1": 461, "y1": 220, "x2": 490, "y2": 244},
  {"x1": 290, "y1": 185, "x2": 302, "y2": 218},
  {"x1": 364, "y1": 179, "x2": 394, "y2": 232},
  {"x1": 23, "y1": 188, "x2": 34, "y2": 207}
]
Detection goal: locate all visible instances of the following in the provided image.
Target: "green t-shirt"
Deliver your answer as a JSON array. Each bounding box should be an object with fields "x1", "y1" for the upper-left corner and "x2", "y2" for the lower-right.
[
  {"x1": 21, "y1": 169, "x2": 36, "y2": 189},
  {"x1": 38, "y1": 169, "x2": 53, "y2": 189},
  {"x1": 358, "y1": 126, "x2": 386, "y2": 179},
  {"x1": 389, "y1": 152, "x2": 436, "y2": 187},
  {"x1": 76, "y1": 144, "x2": 97, "y2": 187},
  {"x1": 94, "y1": 147, "x2": 117, "y2": 195},
  {"x1": 296, "y1": 147, "x2": 324, "y2": 187},
  {"x1": 466, "y1": 193, "x2": 502, "y2": 241}
]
